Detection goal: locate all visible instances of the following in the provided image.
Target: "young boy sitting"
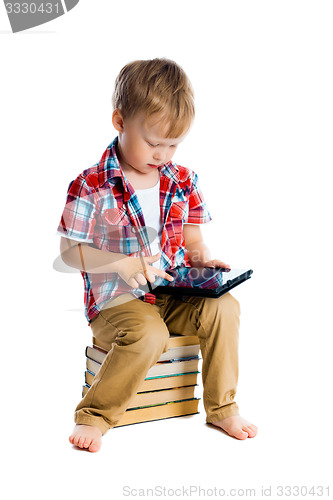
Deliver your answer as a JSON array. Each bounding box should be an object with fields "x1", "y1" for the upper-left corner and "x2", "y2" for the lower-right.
[{"x1": 57, "y1": 58, "x2": 257, "y2": 452}]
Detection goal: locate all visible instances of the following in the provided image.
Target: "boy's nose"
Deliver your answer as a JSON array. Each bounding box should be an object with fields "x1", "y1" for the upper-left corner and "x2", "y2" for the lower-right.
[{"x1": 153, "y1": 149, "x2": 167, "y2": 163}]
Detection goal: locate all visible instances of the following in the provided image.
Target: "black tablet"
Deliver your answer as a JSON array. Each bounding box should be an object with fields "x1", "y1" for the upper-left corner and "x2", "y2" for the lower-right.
[{"x1": 146, "y1": 267, "x2": 253, "y2": 299}]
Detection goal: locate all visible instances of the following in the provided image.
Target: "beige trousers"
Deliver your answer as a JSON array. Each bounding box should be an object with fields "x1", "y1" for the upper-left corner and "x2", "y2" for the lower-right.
[{"x1": 74, "y1": 292, "x2": 241, "y2": 434}]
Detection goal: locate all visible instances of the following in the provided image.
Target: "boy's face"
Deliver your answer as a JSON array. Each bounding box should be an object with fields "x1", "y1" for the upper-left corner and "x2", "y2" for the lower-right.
[{"x1": 112, "y1": 110, "x2": 187, "y2": 176}]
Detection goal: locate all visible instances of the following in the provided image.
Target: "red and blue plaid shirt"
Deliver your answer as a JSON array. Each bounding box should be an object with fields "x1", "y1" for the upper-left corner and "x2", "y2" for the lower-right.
[{"x1": 57, "y1": 137, "x2": 212, "y2": 323}]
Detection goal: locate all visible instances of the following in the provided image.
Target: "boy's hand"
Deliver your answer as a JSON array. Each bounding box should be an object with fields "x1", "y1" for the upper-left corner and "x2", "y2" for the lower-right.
[
  {"x1": 115, "y1": 251, "x2": 174, "y2": 289},
  {"x1": 203, "y1": 259, "x2": 231, "y2": 270}
]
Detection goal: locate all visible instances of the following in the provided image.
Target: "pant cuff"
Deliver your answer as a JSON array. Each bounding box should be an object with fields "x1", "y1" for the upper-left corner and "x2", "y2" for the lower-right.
[
  {"x1": 206, "y1": 403, "x2": 240, "y2": 423},
  {"x1": 74, "y1": 414, "x2": 113, "y2": 435}
]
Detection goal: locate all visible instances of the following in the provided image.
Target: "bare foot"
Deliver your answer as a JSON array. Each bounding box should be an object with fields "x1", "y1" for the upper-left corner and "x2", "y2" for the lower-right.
[
  {"x1": 69, "y1": 424, "x2": 102, "y2": 452},
  {"x1": 209, "y1": 415, "x2": 258, "y2": 440}
]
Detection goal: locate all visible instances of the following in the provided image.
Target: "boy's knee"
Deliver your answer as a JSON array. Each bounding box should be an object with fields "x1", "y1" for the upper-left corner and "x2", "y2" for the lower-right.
[
  {"x1": 211, "y1": 292, "x2": 241, "y2": 323},
  {"x1": 222, "y1": 293, "x2": 241, "y2": 316},
  {"x1": 142, "y1": 320, "x2": 169, "y2": 355},
  {"x1": 214, "y1": 293, "x2": 241, "y2": 342},
  {"x1": 120, "y1": 314, "x2": 169, "y2": 354}
]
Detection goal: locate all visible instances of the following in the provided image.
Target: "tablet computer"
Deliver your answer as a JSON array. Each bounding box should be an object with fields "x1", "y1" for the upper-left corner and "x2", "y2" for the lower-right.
[{"x1": 146, "y1": 267, "x2": 253, "y2": 299}]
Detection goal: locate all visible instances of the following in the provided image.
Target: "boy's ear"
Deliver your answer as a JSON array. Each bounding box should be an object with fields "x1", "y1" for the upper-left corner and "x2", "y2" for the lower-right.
[{"x1": 112, "y1": 109, "x2": 125, "y2": 132}]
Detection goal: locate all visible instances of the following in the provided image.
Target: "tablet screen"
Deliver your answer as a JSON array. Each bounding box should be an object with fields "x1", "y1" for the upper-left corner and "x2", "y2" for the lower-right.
[{"x1": 153, "y1": 267, "x2": 248, "y2": 290}]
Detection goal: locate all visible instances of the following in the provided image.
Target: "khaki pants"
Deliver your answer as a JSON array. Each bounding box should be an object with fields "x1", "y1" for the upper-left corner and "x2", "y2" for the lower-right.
[{"x1": 74, "y1": 292, "x2": 241, "y2": 434}]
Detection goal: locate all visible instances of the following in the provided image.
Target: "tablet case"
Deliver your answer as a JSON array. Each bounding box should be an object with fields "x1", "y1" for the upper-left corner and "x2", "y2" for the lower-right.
[{"x1": 148, "y1": 267, "x2": 253, "y2": 299}]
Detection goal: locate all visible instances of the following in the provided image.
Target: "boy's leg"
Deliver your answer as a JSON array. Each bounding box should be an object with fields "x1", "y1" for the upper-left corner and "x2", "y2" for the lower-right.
[
  {"x1": 157, "y1": 292, "x2": 241, "y2": 423},
  {"x1": 74, "y1": 294, "x2": 169, "y2": 435}
]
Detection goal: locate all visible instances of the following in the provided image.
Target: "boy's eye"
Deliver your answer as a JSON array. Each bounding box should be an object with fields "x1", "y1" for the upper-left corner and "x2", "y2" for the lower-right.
[{"x1": 147, "y1": 141, "x2": 177, "y2": 148}]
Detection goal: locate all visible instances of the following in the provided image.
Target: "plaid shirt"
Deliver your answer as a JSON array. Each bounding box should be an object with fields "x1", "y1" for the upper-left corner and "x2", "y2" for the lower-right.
[{"x1": 57, "y1": 137, "x2": 212, "y2": 323}]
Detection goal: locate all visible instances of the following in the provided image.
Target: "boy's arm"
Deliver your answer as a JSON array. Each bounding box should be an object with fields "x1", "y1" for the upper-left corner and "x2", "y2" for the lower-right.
[
  {"x1": 59, "y1": 237, "x2": 174, "y2": 287},
  {"x1": 183, "y1": 225, "x2": 230, "y2": 269},
  {"x1": 60, "y1": 237, "x2": 125, "y2": 274}
]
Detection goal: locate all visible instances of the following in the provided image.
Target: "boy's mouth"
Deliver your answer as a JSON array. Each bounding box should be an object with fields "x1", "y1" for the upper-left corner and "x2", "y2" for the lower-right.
[{"x1": 147, "y1": 164, "x2": 160, "y2": 168}]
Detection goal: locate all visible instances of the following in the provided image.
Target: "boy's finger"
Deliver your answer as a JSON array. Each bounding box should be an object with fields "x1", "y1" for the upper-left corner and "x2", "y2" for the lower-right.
[
  {"x1": 165, "y1": 273, "x2": 174, "y2": 281},
  {"x1": 152, "y1": 269, "x2": 174, "y2": 281},
  {"x1": 127, "y1": 276, "x2": 140, "y2": 288},
  {"x1": 144, "y1": 264, "x2": 174, "y2": 282},
  {"x1": 206, "y1": 260, "x2": 231, "y2": 269},
  {"x1": 136, "y1": 273, "x2": 148, "y2": 286},
  {"x1": 145, "y1": 252, "x2": 161, "y2": 262},
  {"x1": 146, "y1": 271, "x2": 156, "y2": 283},
  {"x1": 219, "y1": 263, "x2": 231, "y2": 269}
]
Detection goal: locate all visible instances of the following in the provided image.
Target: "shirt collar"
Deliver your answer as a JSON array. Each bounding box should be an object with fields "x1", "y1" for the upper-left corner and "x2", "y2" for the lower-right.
[{"x1": 97, "y1": 137, "x2": 181, "y2": 195}]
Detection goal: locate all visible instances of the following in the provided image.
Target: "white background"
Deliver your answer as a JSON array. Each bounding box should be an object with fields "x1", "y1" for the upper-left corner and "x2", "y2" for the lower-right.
[{"x1": 1, "y1": 1, "x2": 332, "y2": 498}]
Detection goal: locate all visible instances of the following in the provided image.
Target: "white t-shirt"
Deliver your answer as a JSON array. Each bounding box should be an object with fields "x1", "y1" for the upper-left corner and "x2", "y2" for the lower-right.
[{"x1": 135, "y1": 179, "x2": 162, "y2": 269}]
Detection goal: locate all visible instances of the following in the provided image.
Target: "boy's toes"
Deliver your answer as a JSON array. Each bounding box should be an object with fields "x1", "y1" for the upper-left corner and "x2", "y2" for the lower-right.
[
  {"x1": 69, "y1": 433, "x2": 78, "y2": 445},
  {"x1": 77, "y1": 436, "x2": 87, "y2": 448},
  {"x1": 71, "y1": 432, "x2": 86, "y2": 448},
  {"x1": 89, "y1": 439, "x2": 101, "y2": 453},
  {"x1": 73, "y1": 435, "x2": 81, "y2": 447},
  {"x1": 209, "y1": 415, "x2": 258, "y2": 440},
  {"x1": 234, "y1": 428, "x2": 249, "y2": 440},
  {"x1": 243, "y1": 426, "x2": 255, "y2": 438},
  {"x1": 245, "y1": 424, "x2": 258, "y2": 438},
  {"x1": 69, "y1": 425, "x2": 102, "y2": 452},
  {"x1": 82, "y1": 438, "x2": 90, "y2": 449}
]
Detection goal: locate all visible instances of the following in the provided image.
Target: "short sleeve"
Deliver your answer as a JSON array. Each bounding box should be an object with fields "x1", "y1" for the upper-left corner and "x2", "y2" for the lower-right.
[
  {"x1": 184, "y1": 171, "x2": 213, "y2": 224},
  {"x1": 57, "y1": 175, "x2": 97, "y2": 243}
]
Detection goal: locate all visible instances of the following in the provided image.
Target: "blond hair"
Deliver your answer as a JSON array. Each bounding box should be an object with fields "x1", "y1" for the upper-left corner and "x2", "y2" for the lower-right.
[{"x1": 112, "y1": 58, "x2": 195, "y2": 138}]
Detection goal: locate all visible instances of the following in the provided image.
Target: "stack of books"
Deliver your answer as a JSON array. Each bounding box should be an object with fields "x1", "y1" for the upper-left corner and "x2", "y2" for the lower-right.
[{"x1": 82, "y1": 334, "x2": 201, "y2": 427}]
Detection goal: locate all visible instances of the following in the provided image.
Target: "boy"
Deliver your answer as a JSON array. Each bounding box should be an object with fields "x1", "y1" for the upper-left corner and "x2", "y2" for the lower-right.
[{"x1": 57, "y1": 58, "x2": 257, "y2": 453}]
